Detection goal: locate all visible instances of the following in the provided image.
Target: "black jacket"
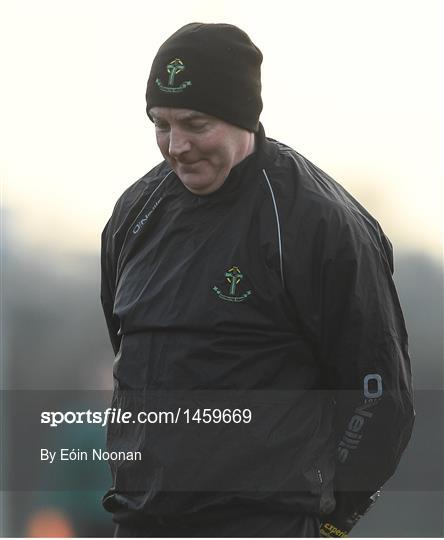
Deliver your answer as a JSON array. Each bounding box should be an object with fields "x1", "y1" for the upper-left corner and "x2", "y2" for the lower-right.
[{"x1": 101, "y1": 124, "x2": 414, "y2": 534}]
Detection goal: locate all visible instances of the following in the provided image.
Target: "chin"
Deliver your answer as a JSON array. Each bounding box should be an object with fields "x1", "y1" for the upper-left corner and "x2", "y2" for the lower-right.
[{"x1": 179, "y1": 173, "x2": 213, "y2": 194}]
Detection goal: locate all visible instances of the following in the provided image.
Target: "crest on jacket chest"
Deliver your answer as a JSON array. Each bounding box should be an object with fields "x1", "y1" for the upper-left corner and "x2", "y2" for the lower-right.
[{"x1": 212, "y1": 266, "x2": 252, "y2": 303}]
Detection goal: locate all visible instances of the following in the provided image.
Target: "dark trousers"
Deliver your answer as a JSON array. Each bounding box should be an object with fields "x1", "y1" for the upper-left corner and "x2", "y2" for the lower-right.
[{"x1": 114, "y1": 511, "x2": 320, "y2": 537}]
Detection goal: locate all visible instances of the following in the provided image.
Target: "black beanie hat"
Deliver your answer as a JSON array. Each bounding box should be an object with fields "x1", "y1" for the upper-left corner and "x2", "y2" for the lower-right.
[{"x1": 146, "y1": 23, "x2": 263, "y2": 132}]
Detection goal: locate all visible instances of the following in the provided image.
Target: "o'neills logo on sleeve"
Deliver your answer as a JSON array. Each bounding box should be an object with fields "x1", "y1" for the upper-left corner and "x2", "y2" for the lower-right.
[
  {"x1": 212, "y1": 266, "x2": 252, "y2": 303},
  {"x1": 156, "y1": 58, "x2": 192, "y2": 93},
  {"x1": 132, "y1": 196, "x2": 164, "y2": 234}
]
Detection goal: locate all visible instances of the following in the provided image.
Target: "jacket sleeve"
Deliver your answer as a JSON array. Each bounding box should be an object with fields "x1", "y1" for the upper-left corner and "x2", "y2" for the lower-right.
[
  {"x1": 317, "y1": 219, "x2": 414, "y2": 536},
  {"x1": 100, "y1": 220, "x2": 122, "y2": 356}
]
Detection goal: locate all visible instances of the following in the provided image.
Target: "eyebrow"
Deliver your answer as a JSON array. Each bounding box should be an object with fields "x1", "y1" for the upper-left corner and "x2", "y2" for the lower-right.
[{"x1": 179, "y1": 112, "x2": 208, "y2": 121}]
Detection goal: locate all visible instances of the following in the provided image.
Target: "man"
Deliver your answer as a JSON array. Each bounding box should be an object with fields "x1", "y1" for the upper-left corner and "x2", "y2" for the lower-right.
[{"x1": 101, "y1": 23, "x2": 414, "y2": 537}]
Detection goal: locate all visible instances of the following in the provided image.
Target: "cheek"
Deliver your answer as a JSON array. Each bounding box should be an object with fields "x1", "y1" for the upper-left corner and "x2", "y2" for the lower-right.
[
  {"x1": 202, "y1": 141, "x2": 231, "y2": 165},
  {"x1": 210, "y1": 143, "x2": 236, "y2": 169},
  {"x1": 155, "y1": 133, "x2": 169, "y2": 156}
]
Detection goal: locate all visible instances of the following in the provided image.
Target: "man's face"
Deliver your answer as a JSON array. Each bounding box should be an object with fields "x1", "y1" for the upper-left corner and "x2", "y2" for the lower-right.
[{"x1": 149, "y1": 107, "x2": 254, "y2": 195}]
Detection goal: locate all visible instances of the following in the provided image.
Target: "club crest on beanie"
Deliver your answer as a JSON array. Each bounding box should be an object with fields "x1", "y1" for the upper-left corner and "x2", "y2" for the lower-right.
[{"x1": 146, "y1": 23, "x2": 263, "y2": 132}]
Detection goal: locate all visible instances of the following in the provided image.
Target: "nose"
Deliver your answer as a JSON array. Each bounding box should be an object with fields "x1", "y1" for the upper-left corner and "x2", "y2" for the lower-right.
[{"x1": 168, "y1": 127, "x2": 191, "y2": 158}]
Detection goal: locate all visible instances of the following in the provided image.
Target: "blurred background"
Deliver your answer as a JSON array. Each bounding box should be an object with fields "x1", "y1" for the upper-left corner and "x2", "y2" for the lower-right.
[{"x1": 1, "y1": 0, "x2": 442, "y2": 536}]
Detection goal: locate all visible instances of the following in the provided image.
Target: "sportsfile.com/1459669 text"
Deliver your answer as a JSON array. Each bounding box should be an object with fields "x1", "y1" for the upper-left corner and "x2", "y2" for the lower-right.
[{"x1": 41, "y1": 408, "x2": 253, "y2": 427}]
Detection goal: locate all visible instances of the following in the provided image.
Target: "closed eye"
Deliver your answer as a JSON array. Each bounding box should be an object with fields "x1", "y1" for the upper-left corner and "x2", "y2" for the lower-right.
[
  {"x1": 154, "y1": 121, "x2": 170, "y2": 132},
  {"x1": 187, "y1": 121, "x2": 209, "y2": 132}
]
